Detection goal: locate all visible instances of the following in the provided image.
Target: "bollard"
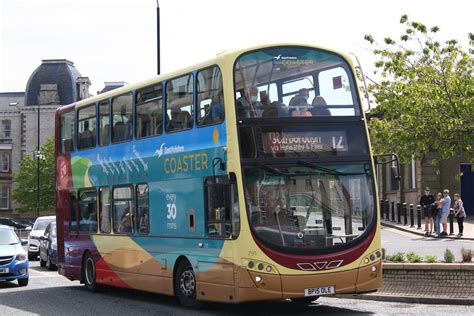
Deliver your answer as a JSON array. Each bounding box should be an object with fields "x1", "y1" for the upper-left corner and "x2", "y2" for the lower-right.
[
  {"x1": 409, "y1": 204, "x2": 414, "y2": 227},
  {"x1": 391, "y1": 201, "x2": 395, "y2": 222},
  {"x1": 380, "y1": 199, "x2": 385, "y2": 219},
  {"x1": 397, "y1": 202, "x2": 401, "y2": 224},
  {"x1": 449, "y1": 209, "x2": 455, "y2": 235},
  {"x1": 403, "y1": 203, "x2": 408, "y2": 226},
  {"x1": 416, "y1": 205, "x2": 422, "y2": 229}
]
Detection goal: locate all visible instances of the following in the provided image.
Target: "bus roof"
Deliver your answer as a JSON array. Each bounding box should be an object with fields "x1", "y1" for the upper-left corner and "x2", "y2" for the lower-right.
[{"x1": 65, "y1": 42, "x2": 352, "y2": 111}]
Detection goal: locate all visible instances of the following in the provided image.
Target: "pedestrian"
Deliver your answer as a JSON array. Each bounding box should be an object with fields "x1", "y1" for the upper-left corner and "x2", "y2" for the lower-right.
[
  {"x1": 453, "y1": 193, "x2": 466, "y2": 238},
  {"x1": 431, "y1": 192, "x2": 442, "y2": 237},
  {"x1": 436, "y1": 189, "x2": 451, "y2": 237},
  {"x1": 420, "y1": 187, "x2": 435, "y2": 236}
]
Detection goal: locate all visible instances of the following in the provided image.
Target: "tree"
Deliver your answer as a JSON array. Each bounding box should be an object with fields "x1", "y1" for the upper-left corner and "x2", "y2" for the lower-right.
[
  {"x1": 13, "y1": 138, "x2": 55, "y2": 213},
  {"x1": 364, "y1": 15, "x2": 473, "y2": 164}
]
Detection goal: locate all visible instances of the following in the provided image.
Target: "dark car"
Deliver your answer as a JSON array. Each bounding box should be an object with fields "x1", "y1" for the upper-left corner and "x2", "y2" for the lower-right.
[
  {"x1": 0, "y1": 218, "x2": 31, "y2": 230},
  {"x1": 39, "y1": 222, "x2": 57, "y2": 270}
]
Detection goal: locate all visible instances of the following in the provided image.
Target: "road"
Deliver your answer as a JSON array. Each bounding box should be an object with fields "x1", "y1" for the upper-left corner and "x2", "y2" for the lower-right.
[
  {"x1": 381, "y1": 226, "x2": 474, "y2": 261},
  {"x1": 1, "y1": 261, "x2": 473, "y2": 315}
]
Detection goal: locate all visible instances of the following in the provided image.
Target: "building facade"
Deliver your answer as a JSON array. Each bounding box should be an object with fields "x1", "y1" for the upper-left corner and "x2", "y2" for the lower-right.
[{"x1": 0, "y1": 59, "x2": 90, "y2": 215}]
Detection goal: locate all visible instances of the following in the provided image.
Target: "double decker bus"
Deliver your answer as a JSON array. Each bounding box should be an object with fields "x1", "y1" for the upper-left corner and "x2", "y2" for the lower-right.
[{"x1": 55, "y1": 43, "x2": 384, "y2": 307}]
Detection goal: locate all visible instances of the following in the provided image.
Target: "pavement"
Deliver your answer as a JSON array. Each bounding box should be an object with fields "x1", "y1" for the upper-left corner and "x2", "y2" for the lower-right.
[
  {"x1": 380, "y1": 216, "x2": 474, "y2": 240},
  {"x1": 341, "y1": 217, "x2": 474, "y2": 305}
]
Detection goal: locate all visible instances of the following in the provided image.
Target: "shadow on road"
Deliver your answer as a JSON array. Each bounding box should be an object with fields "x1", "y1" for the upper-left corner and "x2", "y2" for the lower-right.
[{"x1": 0, "y1": 283, "x2": 374, "y2": 315}]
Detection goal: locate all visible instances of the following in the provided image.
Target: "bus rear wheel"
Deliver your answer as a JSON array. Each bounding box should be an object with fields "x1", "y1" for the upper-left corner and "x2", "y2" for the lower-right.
[
  {"x1": 174, "y1": 260, "x2": 203, "y2": 309},
  {"x1": 82, "y1": 252, "x2": 99, "y2": 292},
  {"x1": 290, "y1": 296, "x2": 320, "y2": 304}
]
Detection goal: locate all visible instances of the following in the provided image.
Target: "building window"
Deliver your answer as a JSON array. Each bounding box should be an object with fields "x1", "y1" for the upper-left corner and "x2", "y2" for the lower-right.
[
  {"x1": 196, "y1": 66, "x2": 225, "y2": 126},
  {"x1": 1, "y1": 153, "x2": 9, "y2": 172},
  {"x1": 2, "y1": 120, "x2": 11, "y2": 139},
  {"x1": 166, "y1": 74, "x2": 194, "y2": 132},
  {"x1": 136, "y1": 84, "x2": 163, "y2": 138},
  {"x1": 403, "y1": 159, "x2": 417, "y2": 190},
  {"x1": 0, "y1": 186, "x2": 9, "y2": 209}
]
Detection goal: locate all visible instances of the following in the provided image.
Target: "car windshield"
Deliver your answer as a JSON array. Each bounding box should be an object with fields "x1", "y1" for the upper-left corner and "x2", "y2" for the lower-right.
[
  {"x1": 234, "y1": 46, "x2": 360, "y2": 118},
  {"x1": 0, "y1": 230, "x2": 19, "y2": 245},
  {"x1": 244, "y1": 163, "x2": 375, "y2": 253},
  {"x1": 34, "y1": 219, "x2": 53, "y2": 230}
]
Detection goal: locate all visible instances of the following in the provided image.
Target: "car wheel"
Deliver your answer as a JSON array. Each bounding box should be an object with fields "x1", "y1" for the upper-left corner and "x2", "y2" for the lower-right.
[
  {"x1": 290, "y1": 296, "x2": 320, "y2": 304},
  {"x1": 18, "y1": 278, "x2": 29, "y2": 287},
  {"x1": 82, "y1": 252, "x2": 99, "y2": 292},
  {"x1": 40, "y1": 257, "x2": 46, "y2": 268},
  {"x1": 174, "y1": 260, "x2": 203, "y2": 309},
  {"x1": 46, "y1": 254, "x2": 55, "y2": 271}
]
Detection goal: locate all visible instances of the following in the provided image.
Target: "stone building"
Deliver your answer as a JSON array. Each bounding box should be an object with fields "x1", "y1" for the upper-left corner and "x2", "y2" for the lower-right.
[{"x1": 0, "y1": 59, "x2": 90, "y2": 214}]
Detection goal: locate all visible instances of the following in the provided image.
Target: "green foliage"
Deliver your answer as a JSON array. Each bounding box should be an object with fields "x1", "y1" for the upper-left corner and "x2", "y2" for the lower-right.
[
  {"x1": 424, "y1": 255, "x2": 438, "y2": 263},
  {"x1": 406, "y1": 251, "x2": 423, "y2": 263},
  {"x1": 13, "y1": 138, "x2": 55, "y2": 213},
  {"x1": 444, "y1": 248, "x2": 455, "y2": 263},
  {"x1": 386, "y1": 252, "x2": 406, "y2": 262},
  {"x1": 365, "y1": 15, "x2": 474, "y2": 164}
]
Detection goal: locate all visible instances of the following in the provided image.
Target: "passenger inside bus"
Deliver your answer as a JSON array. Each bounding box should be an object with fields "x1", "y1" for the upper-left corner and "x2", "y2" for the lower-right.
[
  {"x1": 311, "y1": 96, "x2": 331, "y2": 116},
  {"x1": 236, "y1": 86, "x2": 264, "y2": 118},
  {"x1": 290, "y1": 96, "x2": 312, "y2": 117},
  {"x1": 210, "y1": 91, "x2": 225, "y2": 123},
  {"x1": 288, "y1": 88, "x2": 309, "y2": 108},
  {"x1": 79, "y1": 120, "x2": 94, "y2": 148},
  {"x1": 119, "y1": 208, "x2": 132, "y2": 233}
]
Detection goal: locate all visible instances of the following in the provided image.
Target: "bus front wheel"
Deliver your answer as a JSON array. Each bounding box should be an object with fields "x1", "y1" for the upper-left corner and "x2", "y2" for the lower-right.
[
  {"x1": 174, "y1": 260, "x2": 203, "y2": 309},
  {"x1": 82, "y1": 252, "x2": 99, "y2": 292}
]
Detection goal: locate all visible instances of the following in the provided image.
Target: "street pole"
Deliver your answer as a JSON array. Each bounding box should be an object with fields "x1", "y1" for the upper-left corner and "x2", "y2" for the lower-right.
[
  {"x1": 36, "y1": 103, "x2": 40, "y2": 218},
  {"x1": 157, "y1": 0, "x2": 161, "y2": 75}
]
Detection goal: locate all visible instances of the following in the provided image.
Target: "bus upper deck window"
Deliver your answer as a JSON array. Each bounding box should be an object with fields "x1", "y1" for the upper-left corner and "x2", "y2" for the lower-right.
[
  {"x1": 197, "y1": 66, "x2": 225, "y2": 126},
  {"x1": 166, "y1": 74, "x2": 194, "y2": 133}
]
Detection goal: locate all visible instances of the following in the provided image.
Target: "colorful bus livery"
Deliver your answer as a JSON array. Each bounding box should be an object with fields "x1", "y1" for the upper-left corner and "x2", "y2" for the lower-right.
[{"x1": 55, "y1": 44, "x2": 383, "y2": 307}]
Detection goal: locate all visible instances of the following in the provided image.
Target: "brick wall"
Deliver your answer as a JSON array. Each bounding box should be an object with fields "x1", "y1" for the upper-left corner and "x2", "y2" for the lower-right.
[{"x1": 381, "y1": 264, "x2": 474, "y2": 299}]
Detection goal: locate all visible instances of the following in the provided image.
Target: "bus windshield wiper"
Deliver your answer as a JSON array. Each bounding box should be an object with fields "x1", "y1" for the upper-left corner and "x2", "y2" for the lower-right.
[
  {"x1": 297, "y1": 160, "x2": 344, "y2": 175},
  {"x1": 255, "y1": 162, "x2": 290, "y2": 176},
  {"x1": 297, "y1": 160, "x2": 365, "y2": 176}
]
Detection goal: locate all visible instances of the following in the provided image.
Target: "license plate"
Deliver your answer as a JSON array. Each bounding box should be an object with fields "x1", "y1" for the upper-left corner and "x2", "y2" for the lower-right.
[
  {"x1": 0, "y1": 268, "x2": 9, "y2": 274},
  {"x1": 304, "y1": 286, "x2": 335, "y2": 296}
]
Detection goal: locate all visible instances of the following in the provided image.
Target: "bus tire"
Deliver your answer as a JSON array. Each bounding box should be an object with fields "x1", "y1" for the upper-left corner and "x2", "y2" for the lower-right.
[
  {"x1": 174, "y1": 260, "x2": 203, "y2": 309},
  {"x1": 82, "y1": 252, "x2": 99, "y2": 292},
  {"x1": 290, "y1": 296, "x2": 319, "y2": 304}
]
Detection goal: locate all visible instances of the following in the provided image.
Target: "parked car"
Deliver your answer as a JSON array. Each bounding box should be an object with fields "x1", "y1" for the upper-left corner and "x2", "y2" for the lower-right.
[
  {"x1": 39, "y1": 222, "x2": 57, "y2": 270},
  {"x1": 27, "y1": 216, "x2": 55, "y2": 261},
  {"x1": 0, "y1": 225, "x2": 29, "y2": 286},
  {"x1": 0, "y1": 218, "x2": 31, "y2": 230}
]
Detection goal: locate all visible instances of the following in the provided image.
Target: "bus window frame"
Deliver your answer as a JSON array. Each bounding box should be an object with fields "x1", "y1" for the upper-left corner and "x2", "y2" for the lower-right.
[
  {"x1": 98, "y1": 99, "x2": 111, "y2": 147},
  {"x1": 59, "y1": 109, "x2": 76, "y2": 154},
  {"x1": 165, "y1": 73, "x2": 195, "y2": 134},
  {"x1": 135, "y1": 183, "x2": 149, "y2": 235},
  {"x1": 135, "y1": 83, "x2": 164, "y2": 140},
  {"x1": 232, "y1": 45, "x2": 363, "y2": 118},
  {"x1": 112, "y1": 184, "x2": 134, "y2": 235},
  {"x1": 98, "y1": 186, "x2": 112, "y2": 234},
  {"x1": 111, "y1": 92, "x2": 134, "y2": 144},
  {"x1": 76, "y1": 103, "x2": 97, "y2": 151},
  {"x1": 196, "y1": 65, "x2": 225, "y2": 128},
  {"x1": 77, "y1": 187, "x2": 98, "y2": 235}
]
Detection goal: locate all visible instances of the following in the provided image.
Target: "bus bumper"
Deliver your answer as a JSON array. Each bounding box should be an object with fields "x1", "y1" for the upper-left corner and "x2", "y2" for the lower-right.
[{"x1": 233, "y1": 260, "x2": 382, "y2": 303}]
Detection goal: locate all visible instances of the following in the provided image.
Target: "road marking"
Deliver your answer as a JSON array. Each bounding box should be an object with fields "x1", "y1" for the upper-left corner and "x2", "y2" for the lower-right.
[
  {"x1": 30, "y1": 275, "x2": 63, "y2": 278},
  {"x1": 30, "y1": 269, "x2": 56, "y2": 277}
]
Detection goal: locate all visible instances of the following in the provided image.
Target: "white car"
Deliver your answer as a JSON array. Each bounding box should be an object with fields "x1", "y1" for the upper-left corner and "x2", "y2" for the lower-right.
[{"x1": 27, "y1": 216, "x2": 55, "y2": 261}]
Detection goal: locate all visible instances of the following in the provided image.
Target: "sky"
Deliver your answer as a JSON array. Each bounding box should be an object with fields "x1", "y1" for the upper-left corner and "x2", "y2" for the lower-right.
[{"x1": 0, "y1": 0, "x2": 472, "y2": 96}]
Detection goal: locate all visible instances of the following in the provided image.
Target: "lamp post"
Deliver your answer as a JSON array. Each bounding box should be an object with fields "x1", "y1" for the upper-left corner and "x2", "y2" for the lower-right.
[
  {"x1": 36, "y1": 103, "x2": 40, "y2": 218},
  {"x1": 157, "y1": 0, "x2": 160, "y2": 75}
]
